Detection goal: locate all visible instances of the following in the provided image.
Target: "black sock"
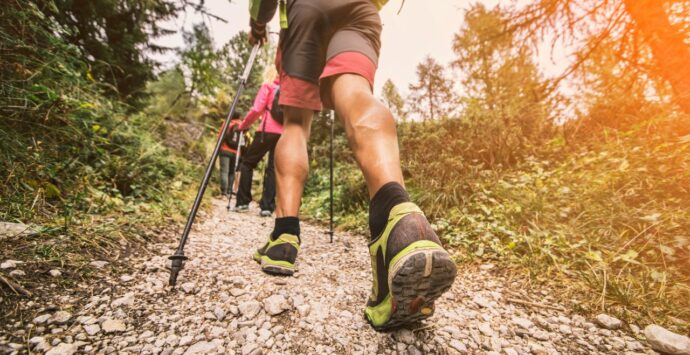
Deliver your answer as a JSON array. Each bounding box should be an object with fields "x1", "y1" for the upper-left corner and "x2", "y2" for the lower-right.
[
  {"x1": 369, "y1": 182, "x2": 410, "y2": 241},
  {"x1": 271, "y1": 217, "x2": 300, "y2": 241}
]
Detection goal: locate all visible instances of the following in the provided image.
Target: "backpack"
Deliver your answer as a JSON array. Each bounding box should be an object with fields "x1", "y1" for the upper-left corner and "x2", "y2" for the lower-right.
[
  {"x1": 224, "y1": 122, "x2": 242, "y2": 149},
  {"x1": 269, "y1": 85, "x2": 284, "y2": 125}
]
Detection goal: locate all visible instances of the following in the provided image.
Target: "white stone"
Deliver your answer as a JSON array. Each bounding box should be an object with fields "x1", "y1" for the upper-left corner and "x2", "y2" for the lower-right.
[
  {"x1": 263, "y1": 294, "x2": 290, "y2": 316},
  {"x1": 89, "y1": 260, "x2": 109, "y2": 268},
  {"x1": 448, "y1": 339, "x2": 468, "y2": 354},
  {"x1": 472, "y1": 295, "x2": 491, "y2": 308},
  {"x1": 179, "y1": 335, "x2": 194, "y2": 347},
  {"x1": 0, "y1": 222, "x2": 38, "y2": 238},
  {"x1": 595, "y1": 314, "x2": 622, "y2": 330},
  {"x1": 512, "y1": 316, "x2": 533, "y2": 329},
  {"x1": 184, "y1": 340, "x2": 221, "y2": 354},
  {"x1": 45, "y1": 343, "x2": 77, "y2": 355},
  {"x1": 180, "y1": 282, "x2": 196, "y2": 294},
  {"x1": 296, "y1": 305, "x2": 310, "y2": 317},
  {"x1": 50, "y1": 311, "x2": 72, "y2": 324},
  {"x1": 49, "y1": 269, "x2": 62, "y2": 277},
  {"x1": 394, "y1": 329, "x2": 415, "y2": 345},
  {"x1": 1, "y1": 260, "x2": 21, "y2": 269},
  {"x1": 120, "y1": 274, "x2": 134, "y2": 282},
  {"x1": 478, "y1": 322, "x2": 493, "y2": 336},
  {"x1": 83, "y1": 324, "x2": 100, "y2": 336},
  {"x1": 644, "y1": 324, "x2": 690, "y2": 355},
  {"x1": 239, "y1": 301, "x2": 262, "y2": 319},
  {"x1": 9, "y1": 269, "x2": 25, "y2": 277},
  {"x1": 33, "y1": 314, "x2": 51, "y2": 324},
  {"x1": 213, "y1": 306, "x2": 226, "y2": 321},
  {"x1": 241, "y1": 342, "x2": 260, "y2": 355},
  {"x1": 111, "y1": 293, "x2": 135, "y2": 308},
  {"x1": 102, "y1": 319, "x2": 126, "y2": 333}
]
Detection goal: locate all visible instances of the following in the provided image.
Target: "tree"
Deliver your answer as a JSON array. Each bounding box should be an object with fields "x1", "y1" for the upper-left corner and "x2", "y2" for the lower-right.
[
  {"x1": 507, "y1": 0, "x2": 690, "y2": 115},
  {"x1": 217, "y1": 31, "x2": 269, "y2": 112},
  {"x1": 381, "y1": 79, "x2": 407, "y2": 121},
  {"x1": 407, "y1": 56, "x2": 457, "y2": 120},
  {"x1": 43, "y1": 0, "x2": 178, "y2": 105},
  {"x1": 180, "y1": 23, "x2": 221, "y2": 101},
  {"x1": 452, "y1": 4, "x2": 553, "y2": 166}
]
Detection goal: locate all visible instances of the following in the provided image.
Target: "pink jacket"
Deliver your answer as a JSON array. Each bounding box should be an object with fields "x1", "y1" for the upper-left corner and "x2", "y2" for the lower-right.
[{"x1": 239, "y1": 79, "x2": 283, "y2": 134}]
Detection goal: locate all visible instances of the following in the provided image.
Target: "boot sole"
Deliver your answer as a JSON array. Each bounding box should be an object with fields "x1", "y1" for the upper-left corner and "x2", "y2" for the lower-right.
[
  {"x1": 368, "y1": 248, "x2": 457, "y2": 331},
  {"x1": 261, "y1": 260, "x2": 295, "y2": 276}
]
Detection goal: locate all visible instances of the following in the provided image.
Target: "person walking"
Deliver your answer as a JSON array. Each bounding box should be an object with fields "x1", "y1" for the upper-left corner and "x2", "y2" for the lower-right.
[
  {"x1": 217, "y1": 111, "x2": 243, "y2": 197},
  {"x1": 246, "y1": 0, "x2": 458, "y2": 330},
  {"x1": 235, "y1": 66, "x2": 283, "y2": 217}
]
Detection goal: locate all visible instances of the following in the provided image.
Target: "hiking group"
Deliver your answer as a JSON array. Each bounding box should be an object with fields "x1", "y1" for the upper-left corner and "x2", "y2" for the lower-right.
[
  {"x1": 219, "y1": 0, "x2": 458, "y2": 331},
  {"x1": 218, "y1": 67, "x2": 283, "y2": 217}
]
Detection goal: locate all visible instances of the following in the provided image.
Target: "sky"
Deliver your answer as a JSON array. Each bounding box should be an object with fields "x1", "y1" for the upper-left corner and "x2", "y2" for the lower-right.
[{"x1": 154, "y1": 0, "x2": 569, "y2": 97}]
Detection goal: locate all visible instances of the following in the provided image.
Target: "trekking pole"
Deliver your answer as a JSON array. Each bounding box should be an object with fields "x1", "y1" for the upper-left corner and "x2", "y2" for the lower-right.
[
  {"x1": 329, "y1": 110, "x2": 334, "y2": 243},
  {"x1": 226, "y1": 133, "x2": 245, "y2": 211},
  {"x1": 168, "y1": 44, "x2": 260, "y2": 287}
]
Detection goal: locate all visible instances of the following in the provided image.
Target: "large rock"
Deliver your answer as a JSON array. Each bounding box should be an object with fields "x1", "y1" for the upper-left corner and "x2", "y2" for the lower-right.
[
  {"x1": 0, "y1": 222, "x2": 38, "y2": 239},
  {"x1": 448, "y1": 339, "x2": 468, "y2": 354},
  {"x1": 83, "y1": 324, "x2": 100, "y2": 336},
  {"x1": 0, "y1": 259, "x2": 22, "y2": 269},
  {"x1": 180, "y1": 282, "x2": 197, "y2": 294},
  {"x1": 512, "y1": 317, "x2": 534, "y2": 329},
  {"x1": 263, "y1": 294, "x2": 290, "y2": 316},
  {"x1": 111, "y1": 293, "x2": 135, "y2": 308},
  {"x1": 184, "y1": 340, "x2": 222, "y2": 354},
  {"x1": 45, "y1": 343, "x2": 77, "y2": 355},
  {"x1": 33, "y1": 314, "x2": 51, "y2": 324},
  {"x1": 102, "y1": 319, "x2": 126, "y2": 333},
  {"x1": 89, "y1": 260, "x2": 109, "y2": 268},
  {"x1": 644, "y1": 324, "x2": 690, "y2": 355},
  {"x1": 595, "y1": 314, "x2": 622, "y2": 330},
  {"x1": 50, "y1": 311, "x2": 72, "y2": 325},
  {"x1": 238, "y1": 301, "x2": 262, "y2": 319}
]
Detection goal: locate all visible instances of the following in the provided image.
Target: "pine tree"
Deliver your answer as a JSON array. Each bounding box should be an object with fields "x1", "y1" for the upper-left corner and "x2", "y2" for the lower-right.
[
  {"x1": 381, "y1": 79, "x2": 407, "y2": 121},
  {"x1": 407, "y1": 56, "x2": 456, "y2": 120}
]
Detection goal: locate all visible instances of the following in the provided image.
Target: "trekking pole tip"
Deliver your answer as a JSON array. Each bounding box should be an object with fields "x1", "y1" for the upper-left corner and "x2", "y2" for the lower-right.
[{"x1": 168, "y1": 254, "x2": 188, "y2": 287}]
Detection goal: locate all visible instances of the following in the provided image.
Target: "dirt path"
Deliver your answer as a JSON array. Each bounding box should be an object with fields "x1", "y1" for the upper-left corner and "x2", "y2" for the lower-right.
[{"x1": 2, "y1": 198, "x2": 657, "y2": 354}]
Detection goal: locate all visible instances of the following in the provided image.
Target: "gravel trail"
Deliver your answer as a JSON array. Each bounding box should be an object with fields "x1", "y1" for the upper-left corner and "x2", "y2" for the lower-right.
[{"x1": 3, "y1": 198, "x2": 666, "y2": 354}]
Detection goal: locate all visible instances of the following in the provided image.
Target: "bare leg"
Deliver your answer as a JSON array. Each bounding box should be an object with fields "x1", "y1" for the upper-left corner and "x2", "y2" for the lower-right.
[
  {"x1": 330, "y1": 74, "x2": 404, "y2": 198},
  {"x1": 274, "y1": 107, "x2": 313, "y2": 217}
]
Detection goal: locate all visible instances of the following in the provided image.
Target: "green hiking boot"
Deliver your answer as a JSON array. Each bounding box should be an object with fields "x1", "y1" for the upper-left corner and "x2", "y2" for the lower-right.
[
  {"x1": 365, "y1": 202, "x2": 457, "y2": 330},
  {"x1": 252, "y1": 233, "x2": 300, "y2": 276}
]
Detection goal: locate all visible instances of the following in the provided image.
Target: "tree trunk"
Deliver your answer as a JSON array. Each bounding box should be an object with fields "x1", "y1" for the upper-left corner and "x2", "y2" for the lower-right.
[{"x1": 623, "y1": 0, "x2": 690, "y2": 115}]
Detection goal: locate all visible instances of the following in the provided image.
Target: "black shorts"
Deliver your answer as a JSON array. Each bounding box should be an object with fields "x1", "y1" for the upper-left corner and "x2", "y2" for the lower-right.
[{"x1": 279, "y1": 0, "x2": 382, "y2": 84}]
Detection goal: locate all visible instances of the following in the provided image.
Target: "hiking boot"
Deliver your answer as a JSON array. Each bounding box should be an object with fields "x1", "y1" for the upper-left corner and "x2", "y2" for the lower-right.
[
  {"x1": 260, "y1": 210, "x2": 272, "y2": 217},
  {"x1": 364, "y1": 202, "x2": 457, "y2": 330},
  {"x1": 235, "y1": 205, "x2": 249, "y2": 212},
  {"x1": 252, "y1": 234, "x2": 300, "y2": 276}
]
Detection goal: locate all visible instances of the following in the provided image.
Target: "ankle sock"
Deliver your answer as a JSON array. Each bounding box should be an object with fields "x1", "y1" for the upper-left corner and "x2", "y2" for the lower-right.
[
  {"x1": 271, "y1": 217, "x2": 300, "y2": 241},
  {"x1": 368, "y1": 182, "x2": 410, "y2": 241}
]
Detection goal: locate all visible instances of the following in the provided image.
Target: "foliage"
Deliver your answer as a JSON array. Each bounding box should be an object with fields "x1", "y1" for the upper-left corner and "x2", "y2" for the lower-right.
[
  {"x1": 40, "y1": 0, "x2": 179, "y2": 106},
  {"x1": 407, "y1": 56, "x2": 457, "y2": 120},
  {"x1": 452, "y1": 4, "x2": 554, "y2": 167},
  {"x1": 0, "y1": 0, "x2": 198, "y2": 275},
  {"x1": 181, "y1": 23, "x2": 222, "y2": 101},
  {"x1": 507, "y1": 0, "x2": 690, "y2": 115},
  {"x1": 380, "y1": 79, "x2": 407, "y2": 121}
]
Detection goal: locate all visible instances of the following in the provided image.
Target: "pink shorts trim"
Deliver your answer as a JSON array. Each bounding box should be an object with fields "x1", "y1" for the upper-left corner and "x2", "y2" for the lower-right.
[{"x1": 277, "y1": 51, "x2": 377, "y2": 111}]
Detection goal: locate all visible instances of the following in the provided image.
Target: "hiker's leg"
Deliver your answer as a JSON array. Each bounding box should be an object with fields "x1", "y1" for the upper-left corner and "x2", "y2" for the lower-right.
[
  {"x1": 219, "y1": 155, "x2": 231, "y2": 195},
  {"x1": 330, "y1": 74, "x2": 404, "y2": 198},
  {"x1": 260, "y1": 138, "x2": 278, "y2": 212},
  {"x1": 274, "y1": 107, "x2": 312, "y2": 217},
  {"x1": 228, "y1": 153, "x2": 237, "y2": 193},
  {"x1": 237, "y1": 135, "x2": 270, "y2": 207}
]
